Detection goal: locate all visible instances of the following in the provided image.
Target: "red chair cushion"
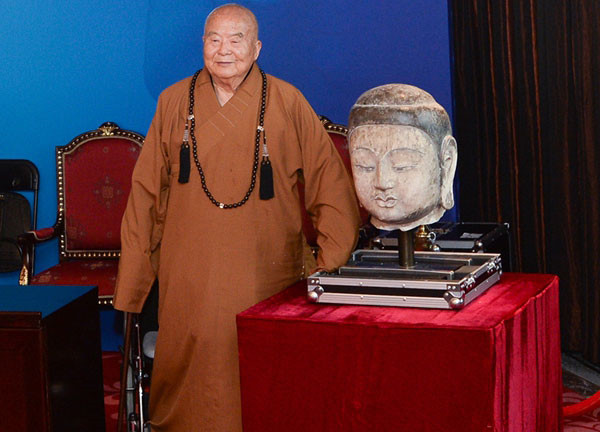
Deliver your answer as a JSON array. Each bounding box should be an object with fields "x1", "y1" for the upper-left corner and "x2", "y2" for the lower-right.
[
  {"x1": 63, "y1": 137, "x2": 140, "y2": 251},
  {"x1": 30, "y1": 260, "x2": 118, "y2": 298}
]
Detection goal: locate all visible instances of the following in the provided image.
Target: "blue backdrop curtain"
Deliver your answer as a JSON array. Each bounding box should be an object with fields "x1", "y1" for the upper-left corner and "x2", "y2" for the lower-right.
[{"x1": 449, "y1": 0, "x2": 600, "y2": 365}]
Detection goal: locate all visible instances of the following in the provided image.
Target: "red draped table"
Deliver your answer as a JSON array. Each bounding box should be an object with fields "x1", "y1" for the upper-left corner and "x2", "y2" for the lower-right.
[{"x1": 236, "y1": 273, "x2": 562, "y2": 432}]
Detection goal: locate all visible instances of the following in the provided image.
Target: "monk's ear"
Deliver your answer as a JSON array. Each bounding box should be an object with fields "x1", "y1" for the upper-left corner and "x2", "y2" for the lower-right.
[
  {"x1": 253, "y1": 40, "x2": 262, "y2": 61},
  {"x1": 440, "y1": 135, "x2": 458, "y2": 210}
]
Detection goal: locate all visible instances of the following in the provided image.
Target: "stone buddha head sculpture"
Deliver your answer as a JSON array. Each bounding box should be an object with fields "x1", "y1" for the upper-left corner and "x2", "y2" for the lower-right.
[{"x1": 348, "y1": 84, "x2": 458, "y2": 232}]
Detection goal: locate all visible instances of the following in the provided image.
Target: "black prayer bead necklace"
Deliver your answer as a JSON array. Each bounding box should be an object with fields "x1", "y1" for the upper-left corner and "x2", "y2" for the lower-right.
[{"x1": 179, "y1": 67, "x2": 272, "y2": 209}]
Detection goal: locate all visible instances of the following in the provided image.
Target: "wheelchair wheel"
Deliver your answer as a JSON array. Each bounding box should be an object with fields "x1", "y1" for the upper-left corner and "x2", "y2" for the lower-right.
[{"x1": 121, "y1": 313, "x2": 152, "y2": 432}]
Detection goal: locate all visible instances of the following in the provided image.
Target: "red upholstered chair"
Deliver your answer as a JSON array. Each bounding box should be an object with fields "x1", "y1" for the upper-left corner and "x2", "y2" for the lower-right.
[
  {"x1": 300, "y1": 116, "x2": 368, "y2": 254},
  {"x1": 18, "y1": 122, "x2": 144, "y2": 306}
]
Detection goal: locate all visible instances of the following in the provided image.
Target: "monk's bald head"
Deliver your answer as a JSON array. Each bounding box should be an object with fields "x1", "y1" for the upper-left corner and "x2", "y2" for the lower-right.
[
  {"x1": 202, "y1": 3, "x2": 262, "y2": 92},
  {"x1": 204, "y1": 4, "x2": 259, "y2": 42}
]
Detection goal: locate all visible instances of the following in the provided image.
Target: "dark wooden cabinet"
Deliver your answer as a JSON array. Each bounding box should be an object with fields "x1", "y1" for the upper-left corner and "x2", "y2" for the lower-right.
[{"x1": 0, "y1": 285, "x2": 105, "y2": 432}]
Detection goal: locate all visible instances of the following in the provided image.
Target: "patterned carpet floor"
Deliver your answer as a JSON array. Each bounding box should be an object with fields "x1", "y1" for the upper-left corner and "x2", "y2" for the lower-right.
[{"x1": 101, "y1": 351, "x2": 600, "y2": 432}]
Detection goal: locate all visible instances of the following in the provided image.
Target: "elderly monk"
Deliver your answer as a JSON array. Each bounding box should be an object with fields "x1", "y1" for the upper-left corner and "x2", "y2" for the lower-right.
[{"x1": 113, "y1": 3, "x2": 360, "y2": 431}]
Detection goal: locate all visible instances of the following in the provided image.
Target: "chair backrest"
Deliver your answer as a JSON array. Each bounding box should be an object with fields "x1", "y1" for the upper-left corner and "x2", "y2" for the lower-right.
[
  {"x1": 56, "y1": 122, "x2": 144, "y2": 260},
  {"x1": 0, "y1": 160, "x2": 39, "y2": 272},
  {"x1": 0, "y1": 159, "x2": 39, "y2": 228},
  {"x1": 0, "y1": 159, "x2": 40, "y2": 190}
]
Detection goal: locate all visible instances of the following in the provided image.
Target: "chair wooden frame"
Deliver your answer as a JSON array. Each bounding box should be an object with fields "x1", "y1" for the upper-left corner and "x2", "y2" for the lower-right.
[{"x1": 319, "y1": 115, "x2": 348, "y2": 137}]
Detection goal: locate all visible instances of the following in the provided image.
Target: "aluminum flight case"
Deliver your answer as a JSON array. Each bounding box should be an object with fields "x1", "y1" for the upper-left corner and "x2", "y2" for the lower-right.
[{"x1": 307, "y1": 250, "x2": 502, "y2": 309}]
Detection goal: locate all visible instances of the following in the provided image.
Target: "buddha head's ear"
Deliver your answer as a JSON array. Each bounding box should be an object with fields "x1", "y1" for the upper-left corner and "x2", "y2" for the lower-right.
[{"x1": 440, "y1": 135, "x2": 458, "y2": 210}]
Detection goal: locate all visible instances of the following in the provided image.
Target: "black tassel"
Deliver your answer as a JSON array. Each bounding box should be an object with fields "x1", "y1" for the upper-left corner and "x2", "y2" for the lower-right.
[
  {"x1": 259, "y1": 156, "x2": 274, "y2": 200},
  {"x1": 178, "y1": 143, "x2": 190, "y2": 183}
]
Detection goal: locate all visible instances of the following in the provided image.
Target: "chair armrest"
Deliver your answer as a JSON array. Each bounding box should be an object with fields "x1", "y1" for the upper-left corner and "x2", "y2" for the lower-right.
[
  {"x1": 17, "y1": 221, "x2": 62, "y2": 285},
  {"x1": 24, "y1": 227, "x2": 56, "y2": 242}
]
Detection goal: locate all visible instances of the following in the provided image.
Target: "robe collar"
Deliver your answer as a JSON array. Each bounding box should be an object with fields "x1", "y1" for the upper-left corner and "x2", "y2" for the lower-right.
[
  {"x1": 195, "y1": 63, "x2": 262, "y2": 113},
  {"x1": 189, "y1": 63, "x2": 263, "y2": 157}
]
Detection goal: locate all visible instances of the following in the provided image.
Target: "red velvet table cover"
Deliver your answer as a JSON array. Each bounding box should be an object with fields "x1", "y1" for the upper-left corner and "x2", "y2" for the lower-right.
[{"x1": 237, "y1": 273, "x2": 562, "y2": 432}]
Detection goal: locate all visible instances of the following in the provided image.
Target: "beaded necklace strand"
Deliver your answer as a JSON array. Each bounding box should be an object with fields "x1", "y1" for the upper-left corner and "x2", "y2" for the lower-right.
[{"x1": 178, "y1": 67, "x2": 273, "y2": 208}]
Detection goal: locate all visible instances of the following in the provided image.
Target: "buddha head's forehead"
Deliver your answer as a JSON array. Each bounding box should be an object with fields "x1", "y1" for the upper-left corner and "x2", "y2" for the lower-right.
[{"x1": 348, "y1": 84, "x2": 452, "y2": 148}]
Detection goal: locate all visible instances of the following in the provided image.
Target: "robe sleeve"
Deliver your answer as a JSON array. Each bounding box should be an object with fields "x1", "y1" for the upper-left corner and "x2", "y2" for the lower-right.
[
  {"x1": 291, "y1": 90, "x2": 361, "y2": 272},
  {"x1": 113, "y1": 95, "x2": 171, "y2": 313}
]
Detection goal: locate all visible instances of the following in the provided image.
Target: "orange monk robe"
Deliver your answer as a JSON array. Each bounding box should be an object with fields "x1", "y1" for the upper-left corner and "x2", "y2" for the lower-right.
[{"x1": 113, "y1": 64, "x2": 361, "y2": 431}]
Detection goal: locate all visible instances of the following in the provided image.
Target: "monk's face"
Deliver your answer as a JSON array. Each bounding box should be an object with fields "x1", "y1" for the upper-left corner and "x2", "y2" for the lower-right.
[
  {"x1": 350, "y1": 125, "x2": 443, "y2": 229},
  {"x1": 203, "y1": 7, "x2": 262, "y2": 89}
]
